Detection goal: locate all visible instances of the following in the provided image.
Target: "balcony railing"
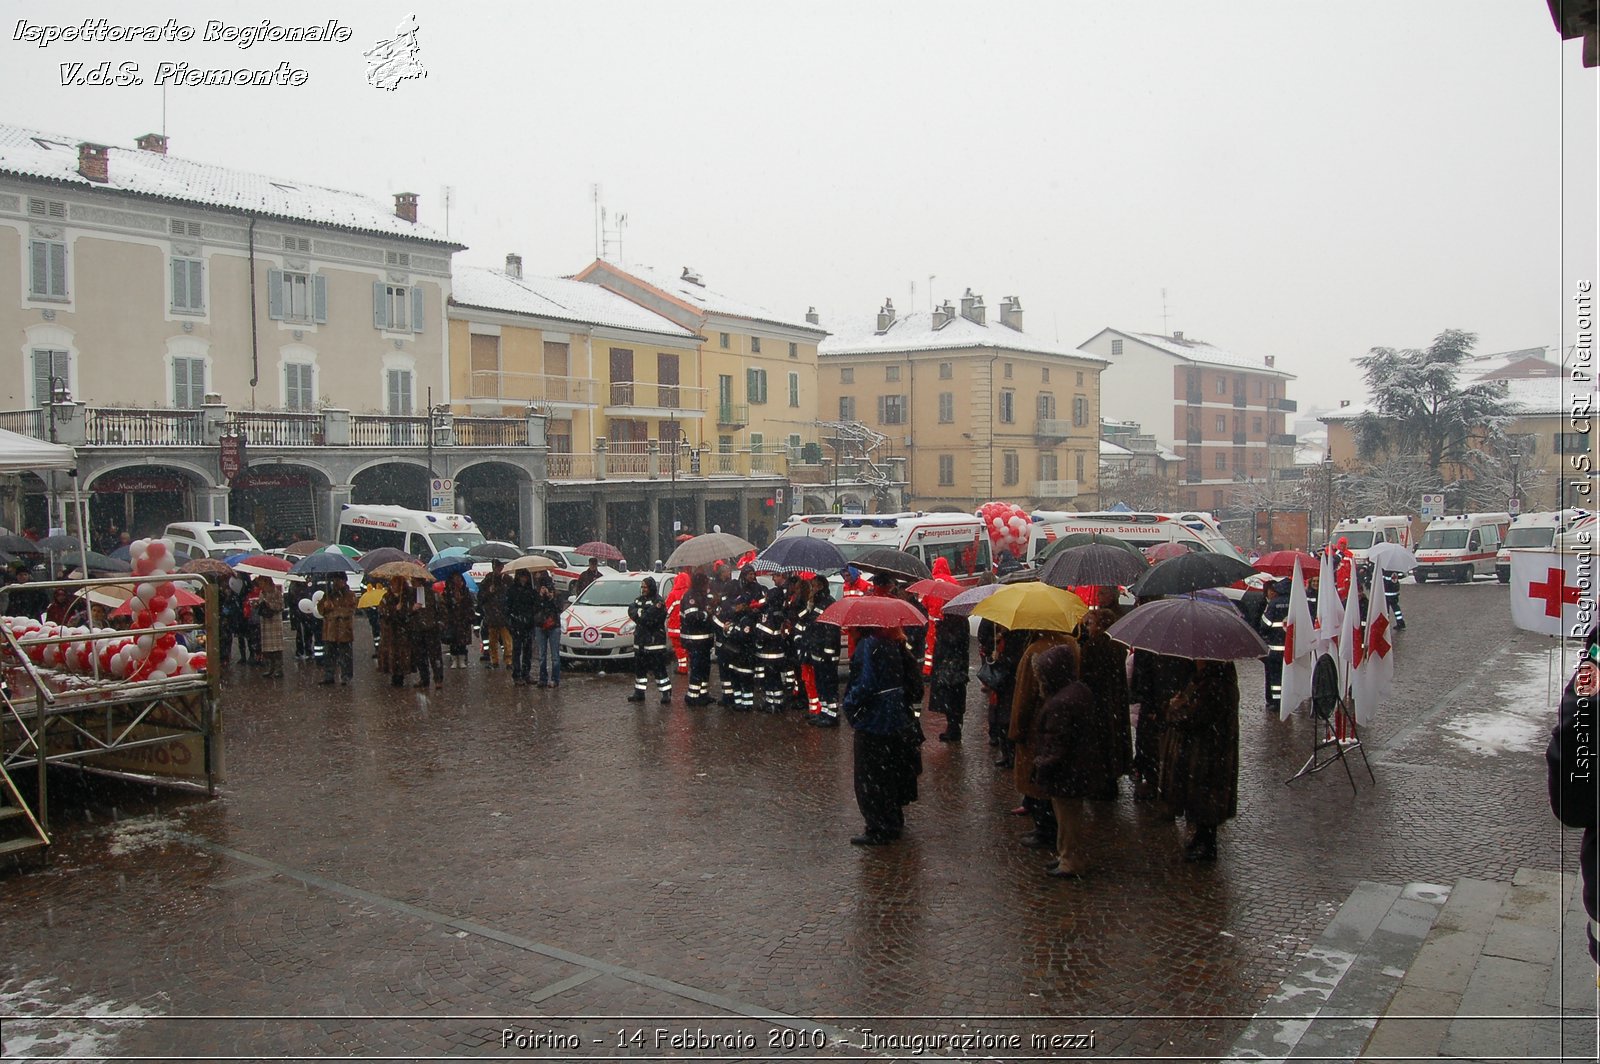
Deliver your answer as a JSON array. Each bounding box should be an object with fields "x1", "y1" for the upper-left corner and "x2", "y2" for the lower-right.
[
  {"x1": 455, "y1": 417, "x2": 529, "y2": 447},
  {"x1": 1232, "y1": 393, "x2": 1247, "y2": 408},
  {"x1": 546, "y1": 452, "x2": 599, "y2": 480},
  {"x1": 1269, "y1": 432, "x2": 1298, "y2": 447},
  {"x1": 1185, "y1": 429, "x2": 1203, "y2": 444},
  {"x1": 1185, "y1": 388, "x2": 1202, "y2": 405},
  {"x1": 1184, "y1": 469, "x2": 1203, "y2": 484},
  {"x1": 1233, "y1": 432, "x2": 1248, "y2": 445},
  {"x1": 1268, "y1": 397, "x2": 1297, "y2": 412},
  {"x1": 750, "y1": 451, "x2": 785, "y2": 475},
  {"x1": 350, "y1": 414, "x2": 430, "y2": 447},
  {"x1": 0, "y1": 409, "x2": 44, "y2": 438},
  {"x1": 231, "y1": 410, "x2": 322, "y2": 446},
  {"x1": 1036, "y1": 419, "x2": 1072, "y2": 438},
  {"x1": 1034, "y1": 479, "x2": 1080, "y2": 499},
  {"x1": 86, "y1": 407, "x2": 203, "y2": 446},
  {"x1": 604, "y1": 382, "x2": 707, "y2": 411},
  {"x1": 467, "y1": 372, "x2": 598, "y2": 405},
  {"x1": 716, "y1": 403, "x2": 749, "y2": 427}
]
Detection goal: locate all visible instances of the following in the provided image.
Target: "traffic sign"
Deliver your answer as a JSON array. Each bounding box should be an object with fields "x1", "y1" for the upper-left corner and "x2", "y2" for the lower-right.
[
  {"x1": 1509, "y1": 498, "x2": 1521, "y2": 516},
  {"x1": 1420, "y1": 493, "x2": 1445, "y2": 519},
  {"x1": 430, "y1": 477, "x2": 454, "y2": 495}
]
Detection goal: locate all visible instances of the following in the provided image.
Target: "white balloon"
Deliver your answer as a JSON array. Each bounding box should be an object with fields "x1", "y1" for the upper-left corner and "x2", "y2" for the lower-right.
[
  {"x1": 109, "y1": 655, "x2": 129, "y2": 678},
  {"x1": 168, "y1": 645, "x2": 190, "y2": 668},
  {"x1": 136, "y1": 634, "x2": 154, "y2": 654},
  {"x1": 297, "y1": 598, "x2": 316, "y2": 616},
  {"x1": 312, "y1": 590, "x2": 325, "y2": 604}
]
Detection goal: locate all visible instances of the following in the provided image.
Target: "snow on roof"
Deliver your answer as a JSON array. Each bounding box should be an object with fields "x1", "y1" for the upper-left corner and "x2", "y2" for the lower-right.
[
  {"x1": 1099, "y1": 329, "x2": 1295, "y2": 377},
  {"x1": 0, "y1": 122, "x2": 454, "y2": 245},
  {"x1": 450, "y1": 266, "x2": 695, "y2": 337},
  {"x1": 1156, "y1": 446, "x2": 1184, "y2": 463},
  {"x1": 1099, "y1": 439, "x2": 1133, "y2": 456},
  {"x1": 1320, "y1": 379, "x2": 1592, "y2": 421},
  {"x1": 597, "y1": 260, "x2": 821, "y2": 333},
  {"x1": 822, "y1": 309, "x2": 1108, "y2": 362}
]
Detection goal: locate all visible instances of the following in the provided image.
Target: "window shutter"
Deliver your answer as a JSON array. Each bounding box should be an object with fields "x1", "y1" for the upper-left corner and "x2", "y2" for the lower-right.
[
  {"x1": 268, "y1": 269, "x2": 284, "y2": 319},
  {"x1": 171, "y1": 259, "x2": 183, "y2": 309},
  {"x1": 49, "y1": 242, "x2": 66, "y2": 297},
  {"x1": 411, "y1": 285, "x2": 424, "y2": 333},
  {"x1": 747, "y1": 368, "x2": 758, "y2": 402},
  {"x1": 189, "y1": 260, "x2": 204, "y2": 310},
  {"x1": 30, "y1": 241, "x2": 46, "y2": 295},
  {"x1": 373, "y1": 281, "x2": 387, "y2": 329},
  {"x1": 313, "y1": 274, "x2": 328, "y2": 323},
  {"x1": 876, "y1": 396, "x2": 886, "y2": 422}
]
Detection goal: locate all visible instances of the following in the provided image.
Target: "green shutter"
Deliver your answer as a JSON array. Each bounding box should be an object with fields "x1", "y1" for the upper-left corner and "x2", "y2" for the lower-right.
[
  {"x1": 373, "y1": 281, "x2": 387, "y2": 329},
  {"x1": 268, "y1": 269, "x2": 284, "y2": 319},
  {"x1": 411, "y1": 285, "x2": 424, "y2": 333}
]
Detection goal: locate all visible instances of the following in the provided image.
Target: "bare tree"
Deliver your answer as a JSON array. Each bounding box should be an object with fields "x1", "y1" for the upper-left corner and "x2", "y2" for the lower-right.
[
  {"x1": 1340, "y1": 456, "x2": 1436, "y2": 516},
  {"x1": 1099, "y1": 466, "x2": 1182, "y2": 511}
]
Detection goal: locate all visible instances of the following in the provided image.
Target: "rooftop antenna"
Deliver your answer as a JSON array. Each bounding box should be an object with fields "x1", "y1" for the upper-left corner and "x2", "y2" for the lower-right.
[
  {"x1": 441, "y1": 185, "x2": 453, "y2": 237},
  {"x1": 928, "y1": 275, "x2": 936, "y2": 313},
  {"x1": 592, "y1": 183, "x2": 602, "y2": 260},
  {"x1": 600, "y1": 207, "x2": 628, "y2": 263},
  {"x1": 1161, "y1": 287, "x2": 1171, "y2": 336},
  {"x1": 161, "y1": 84, "x2": 167, "y2": 137}
]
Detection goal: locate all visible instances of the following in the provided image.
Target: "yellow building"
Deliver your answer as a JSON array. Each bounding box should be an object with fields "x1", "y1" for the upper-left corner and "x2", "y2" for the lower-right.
[
  {"x1": 818, "y1": 292, "x2": 1106, "y2": 511},
  {"x1": 573, "y1": 260, "x2": 826, "y2": 465}
]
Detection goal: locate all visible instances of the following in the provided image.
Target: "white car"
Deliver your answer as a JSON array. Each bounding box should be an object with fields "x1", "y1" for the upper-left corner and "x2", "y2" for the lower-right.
[
  {"x1": 524, "y1": 544, "x2": 628, "y2": 594},
  {"x1": 559, "y1": 570, "x2": 652, "y2": 662}
]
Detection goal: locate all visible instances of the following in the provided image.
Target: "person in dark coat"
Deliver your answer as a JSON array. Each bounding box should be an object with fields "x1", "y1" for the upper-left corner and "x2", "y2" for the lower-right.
[
  {"x1": 572, "y1": 557, "x2": 603, "y2": 598},
  {"x1": 930, "y1": 610, "x2": 971, "y2": 742},
  {"x1": 986, "y1": 623, "x2": 1031, "y2": 767},
  {"x1": 754, "y1": 585, "x2": 792, "y2": 711},
  {"x1": 478, "y1": 562, "x2": 512, "y2": 668},
  {"x1": 316, "y1": 573, "x2": 357, "y2": 685},
  {"x1": 441, "y1": 573, "x2": 476, "y2": 669},
  {"x1": 5, "y1": 564, "x2": 49, "y2": 619},
  {"x1": 628, "y1": 576, "x2": 671, "y2": 704},
  {"x1": 1078, "y1": 607, "x2": 1133, "y2": 797},
  {"x1": 800, "y1": 573, "x2": 841, "y2": 726},
  {"x1": 531, "y1": 573, "x2": 565, "y2": 687},
  {"x1": 1257, "y1": 579, "x2": 1289, "y2": 714},
  {"x1": 1027, "y1": 641, "x2": 1118, "y2": 877},
  {"x1": 1129, "y1": 644, "x2": 1188, "y2": 801},
  {"x1": 408, "y1": 577, "x2": 444, "y2": 688},
  {"x1": 842, "y1": 626, "x2": 919, "y2": 845},
  {"x1": 1008, "y1": 631, "x2": 1074, "y2": 848},
  {"x1": 377, "y1": 576, "x2": 414, "y2": 687},
  {"x1": 1547, "y1": 640, "x2": 1598, "y2": 967},
  {"x1": 679, "y1": 571, "x2": 717, "y2": 705},
  {"x1": 1158, "y1": 659, "x2": 1241, "y2": 861},
  {"x1": 504, "y1": 569, "x2": 537, "y2": 684}
]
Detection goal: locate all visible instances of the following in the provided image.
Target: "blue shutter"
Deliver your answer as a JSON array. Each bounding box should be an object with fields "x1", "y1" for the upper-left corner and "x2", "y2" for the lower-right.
[
  {"x1": 373, "y1": 281, "x2": 387, "y2": 329},
  {"x1": 267, "y1": 269, "x2": 284, "y2": 319},
  {"x1": 411, "y1": 285, "x2": 424, "y2": 333},
  {"x1": 312, "y1": 274, "x2": 328, "y2": 324}
]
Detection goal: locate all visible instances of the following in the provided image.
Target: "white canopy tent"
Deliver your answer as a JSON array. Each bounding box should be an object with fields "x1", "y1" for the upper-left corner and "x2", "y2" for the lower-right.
[{"x1": 0, "y1": 426, "x2": 84, "y2": 551}]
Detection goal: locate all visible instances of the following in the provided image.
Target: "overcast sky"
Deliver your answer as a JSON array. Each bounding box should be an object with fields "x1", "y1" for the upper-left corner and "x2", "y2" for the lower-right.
[{"x1": 4, "y1": 0, "x2": 1595, "y2": 412}]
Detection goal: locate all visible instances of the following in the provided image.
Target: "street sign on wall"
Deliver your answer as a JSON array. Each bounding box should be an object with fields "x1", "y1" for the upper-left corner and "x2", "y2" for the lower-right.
[
  {"x1": 1420, "y1": 493, "x2": 1445, "y2": 519},
  {"x1": 430, "y1": 477, "x2": 454, "y2": 514}
]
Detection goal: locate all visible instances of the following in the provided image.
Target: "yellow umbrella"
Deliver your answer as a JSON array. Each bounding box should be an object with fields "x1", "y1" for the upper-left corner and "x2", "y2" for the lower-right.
[
  {"x1": 970, "y1": 582, "x2": 1089, "y2": 633},
  {"x1": 357, "y1": 585, "x2": 387, "y2": 609}
]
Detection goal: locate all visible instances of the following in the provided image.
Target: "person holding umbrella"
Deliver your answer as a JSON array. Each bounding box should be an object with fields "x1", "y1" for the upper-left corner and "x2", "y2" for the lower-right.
[
  {"x1": 409, "y1": 577, "x2": 444, "y2": 688},
  {"x1": 478, "y1": 560, "x2": 512, "y2": 669},
  {"x1": 1078, "y1": 607, "x2": 1133, "y2": 799},
  {"x1": 532, "y1": 572, "x2": 565, "y2": 688},
  {"x1": 929, "y1": 599, "x2": 971, "y2": 742},
  {"x1": 317, "y1": 572, "x2": 357, "y2": 685},
  {"x1": 1008, "y1": 629, "x2": 1075, "y2": 849},
  {"x1": 574, "y1": 557, "x2": 603, "y2": 597},
  {"x1": 441, "y1": 572, "x2": 476, "y2": 670},
  {"x1": 841, "y1": 623, "x2": 921, "y2": 846},
  {"x1": 378, "y1": 575, "x2": 414, "y2": 687},
  {"x1": 505, "y1": 568, "x2": 538, "y2": 685},
  {"x1": 628, "y1": 576, "x2": 672, "y2": 704},
  {"x1": 254, "y1": 575, "x2": 286, "y2": 678},
  {"x1": 1160, "y1": 658, "x2": 1241, "y2": 862}
]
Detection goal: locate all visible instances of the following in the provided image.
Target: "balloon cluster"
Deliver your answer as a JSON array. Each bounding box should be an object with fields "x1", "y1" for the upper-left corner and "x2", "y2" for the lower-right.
[
  {"x1": 977, "y1": 500, "x2": 1031, "y2": 559},
  {"x1": 1, "y1": 538, "x2": 206, "y2": 683}
]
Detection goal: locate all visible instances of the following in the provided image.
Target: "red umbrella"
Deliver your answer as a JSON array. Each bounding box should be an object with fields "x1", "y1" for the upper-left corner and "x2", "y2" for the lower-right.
[
  {"x1": 1144, "y1": 541, "x2": 1193, "y2": 562},
  {"x1": 576, "y1": 540, "x2": 625, "y2": 561},
  {"x1": 1254, "y1": 550, "x2": 1319, "y2": 578},
  {"x1": 233, "y1": 554, "x2": 293, "y2": 579},
  {"x1": 905, "y1": 578, "x2": 963, "y2": 602},
  {"x1": 817, "y1": 595, "x2": 927, "y2": 629},
  {"x1": 111, "y1": 586, "x2": 205, "y2": 615}
]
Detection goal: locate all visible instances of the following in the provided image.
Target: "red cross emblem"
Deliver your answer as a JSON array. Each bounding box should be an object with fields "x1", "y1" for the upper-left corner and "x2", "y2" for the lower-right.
[
  {"x1": 1529, "y1": 567, "x2": 1581, "y2": 618},
  {"x1": 1284, "y1": 620, "x2": 1296, "y2": 661},
  {"x1": 1367, "y1": 613, "x2": 1392, "y2": 660}
]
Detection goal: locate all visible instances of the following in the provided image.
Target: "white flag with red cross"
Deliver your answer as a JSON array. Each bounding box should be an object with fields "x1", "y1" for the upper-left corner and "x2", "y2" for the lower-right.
[
  {"x1": 1280, "y1": 559, "x2": 1317, "y2": 720},
  {"x1": 1316, "y1": 547, "x2": 1343, "y2": 656},
  {"x1": 1509, "y1": 550, "x2": 1593, "y2": 638},
  {"x1": 1352, "y1": 578, "x2": 1395, "y2": 725}
]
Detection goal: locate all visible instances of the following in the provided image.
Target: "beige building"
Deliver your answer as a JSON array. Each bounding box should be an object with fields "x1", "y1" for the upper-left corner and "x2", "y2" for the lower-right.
[{"x1": 818, "y1": 292, "x2": 1106, "y2": 511}]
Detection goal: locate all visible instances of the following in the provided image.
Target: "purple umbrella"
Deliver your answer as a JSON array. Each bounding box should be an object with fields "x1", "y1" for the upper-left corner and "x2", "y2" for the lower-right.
[{"x1": 942, "y1": 582, "x2": 1005, "y2": 617}]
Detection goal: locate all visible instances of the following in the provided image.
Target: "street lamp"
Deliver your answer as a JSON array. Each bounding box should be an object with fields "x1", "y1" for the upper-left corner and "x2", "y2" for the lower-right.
[
  {"x1": 666, "y1": 426, "x2": 681, "y2": 556},
  {"x1": 1509, "y1": 450, "x2": 1521, "y2": 514}
]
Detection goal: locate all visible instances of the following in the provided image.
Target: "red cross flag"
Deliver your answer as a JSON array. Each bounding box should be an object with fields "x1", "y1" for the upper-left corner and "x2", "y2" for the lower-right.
[
  {"x1": 1509, "y1": 550, "x2": 1593, "y2": 638},
  {"x1": 1352, "y1": 578, "x2": 1395, "y2": 725},
  {"x1": 1280, "y1": 558, "x2": 1318, "y2": 720}
]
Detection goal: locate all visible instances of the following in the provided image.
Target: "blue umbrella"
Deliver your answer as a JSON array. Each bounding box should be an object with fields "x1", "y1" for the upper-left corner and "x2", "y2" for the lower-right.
[
  {"x1": 109, "y1": 544, "x2": 132, "y2": 561},
  {"x1": 290, "y1": 551, "x2": 361, "y2": 577},
  {"x1": 223, "y1": 551, "x2": 254, "y2": 565},
  {"x1": 428, "y1": 555, "x2": 474, "y2": 579},
  {"x1": 752, "y1": 535, "x2": 848, "y2": 575},
  {"x1": 434, "y1": 546, "x2": 470, "y2": 558}
]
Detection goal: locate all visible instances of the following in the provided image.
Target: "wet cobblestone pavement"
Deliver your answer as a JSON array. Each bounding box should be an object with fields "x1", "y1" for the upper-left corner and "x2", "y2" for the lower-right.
[{"x1": 0, "y1": 580, "x2": 1587, "y2": 1061}]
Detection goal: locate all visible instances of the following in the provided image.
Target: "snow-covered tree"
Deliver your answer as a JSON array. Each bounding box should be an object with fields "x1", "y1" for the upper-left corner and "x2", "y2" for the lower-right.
[
  {"x1": 1351, "y1": 330, "x2": 1513, "y2": 479},
  {"x1": 1341, "y1": 456, "x2": 1436, "y2": 516},
  {"x1": 1099, "y1": 466, "x2": 1182, "y2": 511}
]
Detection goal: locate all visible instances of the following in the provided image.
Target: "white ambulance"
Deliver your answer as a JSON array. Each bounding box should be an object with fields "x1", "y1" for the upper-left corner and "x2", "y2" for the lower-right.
[
  {"x1": 1329, "y1": 516, "x2": 1416, "y2": 562},
  {"x1": 1413, "y1": 512, "x2": 1512, "y2": 583},
  {"x1": 1028, "y1": 511, "x2": 1247, "y2": 563},
  {"x1": 1495, "y1": 509, "x2": 1594, "y2": 583},
  {"x1": 826, "y1": 513, "x2": 992, "y2": 585},
  {"x1": 335, "y1": 504, "x2": 484, "y2": 561}
]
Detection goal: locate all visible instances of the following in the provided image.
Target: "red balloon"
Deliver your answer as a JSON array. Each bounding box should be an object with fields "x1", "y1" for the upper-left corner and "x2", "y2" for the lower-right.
[
  {"x1": 156, "y1": 633, "x2": 176, "y2": 650},
  {"x1": 136, "y1": 610, "x2": 153, "y2": 628},
  {"x1": 146, "y1": 541, "x2": 168, "y2": 562}
]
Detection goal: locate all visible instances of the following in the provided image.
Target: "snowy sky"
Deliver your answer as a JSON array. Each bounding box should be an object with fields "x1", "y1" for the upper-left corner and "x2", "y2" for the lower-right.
[{"x1": 3, "y1": 0, "x2": 1595, "y2": 413}]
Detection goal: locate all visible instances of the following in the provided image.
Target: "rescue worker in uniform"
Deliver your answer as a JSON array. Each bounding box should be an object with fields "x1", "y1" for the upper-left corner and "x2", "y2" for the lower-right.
[
  {"x1": 627, "y1": 576, "x2": 672, "y2": 704},
  {"x1": 1382, "y1": 568, "x2": 1406, "y2": 630},
  {"x1": 755, "y1": 586, "x2": 793, "y2": 711},
  {"x1": 678, "y1": 571, "x2": 717, "y2": 705},
  {"x1": 721, "y1": 591, "x2": 759, "y2": 710},
  {"x1": 664, "y1": 570, "x2": 691, "y2": 676},
  {"x1": 802, "y1": 574, "x2": 842, "y2": 726},
  {"x1": 1258, "y1": 577, "x2": 1289, "y2": 713}
]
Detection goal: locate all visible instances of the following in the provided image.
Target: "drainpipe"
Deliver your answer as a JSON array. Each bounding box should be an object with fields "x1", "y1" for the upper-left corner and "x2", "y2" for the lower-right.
[{"x1": 247, "y1": 215, "x2": 260, "y2": 398}]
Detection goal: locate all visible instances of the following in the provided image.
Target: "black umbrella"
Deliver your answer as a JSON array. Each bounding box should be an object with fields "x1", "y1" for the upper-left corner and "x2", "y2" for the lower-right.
[
  {"x1": 1035, "y1": 532, "x2": 1143, "y2": 564},
  {"x1": 36, "y1": 534, "x2": 82, "y2": 552},
  {"x1": 851, "y1": 547, "x2": 930, "y2": 582},
  {"x1": 57, "y1": 549, "x2": 131, "y2": 574},
  {"x1": 1128, "y1": 551, "x2": 1258, "y2": 599},
  {"x1": 1106, "y1": 597, "x2": 1269, "y2": 661},
  {"x1": 466, "y1": 541, "x2": 523, "y2": 561},
  {"x1": 1040, "y1": 543, "x2": 1149, "y2": 589},
  {"x1": 0, "y1": 533, "x2": 39, "y2": 554},
  {"x1": 289, "y1": 551, "x2": 361, "y2": 577},
  {"x1": 753, "y1": 535, "x2": 848, "y2": 575},
  {"x1": 357, "y1": 547, "x2": 420, "y2": 572}
]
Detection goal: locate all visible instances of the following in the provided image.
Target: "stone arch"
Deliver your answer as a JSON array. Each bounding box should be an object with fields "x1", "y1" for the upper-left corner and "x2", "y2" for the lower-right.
[
  {"x1": 452, "y1": 459, "x2": 532, "y2": 544},
  {"x1": 802, "y1": 494, "x2": 829, "y2": 515},
  {"x1": 231, "y1": 460, "x2": 334, "y2": 548},
  {"x1": 351, "y1": 460, "x2": 431, "y2": 510},
  {"x1": 83, "y1": 460, "x2": 215, "y2": 541}
]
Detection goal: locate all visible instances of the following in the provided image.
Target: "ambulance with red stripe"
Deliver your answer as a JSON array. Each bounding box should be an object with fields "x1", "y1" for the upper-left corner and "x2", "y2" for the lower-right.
[
  {"x1": 1027, "y1": 511, "x2": 1247, "y2": 563},
  {"x1": 1494, "y1": 509, "x2": 1593, "y2": 583},
  {"x1": 821, "y1": 514, "x2": 992, "y2": 586},
  {"x1": 1413, "y1": 512, "x2": 1511, "y2": 583}
]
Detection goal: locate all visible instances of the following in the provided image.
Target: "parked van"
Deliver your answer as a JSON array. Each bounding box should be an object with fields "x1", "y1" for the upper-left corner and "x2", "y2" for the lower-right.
[
  {"x1": 826, "y1": 513, "x2": 992, "y2": 585},
  {"x1": 775, "y1": 512, "x2": 915, "y2": 541},
  {"x1": 1496, "y1": 509, "x2": 1594, "y2": 582},
  {"x1": 162, "y1": 521, "x2": 263, "y2": 560},
  {"x1": 335, "y1": 504, "x2": 483, "y2": 561},
  {"x1": 1413, "y1": 512, "x2": 1512, "y2": 583},
  {"x1": 1028, "y1": 511, "x2": 1246, "y2": 564},
  {"x1": 1329, "y1": 515, "x2": 1416, "y2": 561}
]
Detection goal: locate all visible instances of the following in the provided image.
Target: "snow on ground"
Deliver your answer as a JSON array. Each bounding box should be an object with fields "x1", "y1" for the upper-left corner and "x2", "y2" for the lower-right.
[
  {"x1": 105, "y1": 813, "x2": 185, "y2": 857},
  {"x1": 1441, "y1": 649, "x2": 1563, "y2": 756},
  {"x1": 0, "y1": 974, "x2": 160, "y2": 1060}
]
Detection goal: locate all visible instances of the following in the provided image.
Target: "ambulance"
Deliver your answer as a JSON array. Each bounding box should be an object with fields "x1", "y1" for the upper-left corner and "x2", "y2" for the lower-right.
[
  {"x1": 825, "y1": 513, "x2": 992, "y2": 585},
  {"x1": 1027, "y1": 511, "x2": 1247, "y2": 564},
  {"x1": 1495, "y1": 509, "x2": 1594, "y2": 583},
  {"x1": 1329, "y1": 515, "x2": 1416, "y2": 561},
  {"x1": 1412, "y1": 512, "x2": 1512, "y2": 583},
  {"x1": 335, "y1": 504, "x2": 484, "y2": 561}
]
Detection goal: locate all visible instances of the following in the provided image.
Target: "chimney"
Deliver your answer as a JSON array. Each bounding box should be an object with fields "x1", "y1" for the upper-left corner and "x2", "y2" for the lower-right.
[
  {"x1": 505, "y1": 253, "x2": 523, "y2": 280},
  {"x1": 876, "y1": 298, "x2": 896, "y2": 334},
  {"x1": 805, "y1": 306, "x2": 819, "y2": 325},
  {"x1": 1172, "y1": 330, "x2": 1185, "y2": 342},
  {"x1": 135, "y1": 132, "x2": 168, "y2": 155},
  {"x1": 1340, "y1": 399, "x2": 1350, "y2": 408},
  {"x1": 959, "y1": 288, "x2": 985, "y2": 325},
  {"x1": 680, "y1": 266, "x2": 703, "y2": 286},
  {"x1": 393, "y1": 192, "x2": 418, "y2": 223},
  {"x1": 77, "y1": 142, "x2": 109, "y2": 183},
  {"x1": 932, "y1": 299, "x2": 955, "y2": 330},
  {"x1": 1264, "y1": 354, "x2": 1276, "y2": 367},
  {"x1": 998, "y1": 295, "x2": 1023, "y2": 332}
]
